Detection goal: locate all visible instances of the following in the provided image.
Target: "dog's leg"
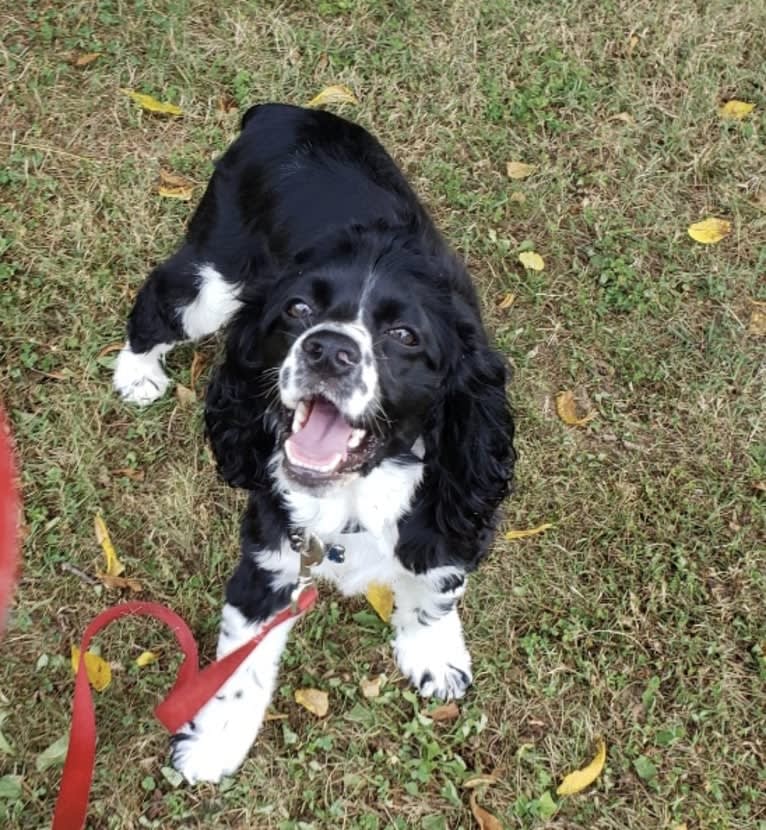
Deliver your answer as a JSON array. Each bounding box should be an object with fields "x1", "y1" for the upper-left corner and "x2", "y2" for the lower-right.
[
  {"x1": 391, "y1": 567, "x2": 473, "y2": 700},
  {"x1": 114, "y1": 253, "x2": 241, "y2": 405},
  {"x1": 170, "y1": 547, "x2": 298, "y2": 784}
]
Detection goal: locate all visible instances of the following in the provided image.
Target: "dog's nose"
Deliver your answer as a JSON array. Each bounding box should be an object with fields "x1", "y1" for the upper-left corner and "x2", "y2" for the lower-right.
[{"x1": 301, "y1": 330, "x2": 362, "y2": 376}]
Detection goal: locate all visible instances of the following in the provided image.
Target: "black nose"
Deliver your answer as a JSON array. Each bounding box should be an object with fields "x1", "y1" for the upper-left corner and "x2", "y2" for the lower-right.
[{"x1": 301, "y1": 330, "x2": 362, "y2": 376}]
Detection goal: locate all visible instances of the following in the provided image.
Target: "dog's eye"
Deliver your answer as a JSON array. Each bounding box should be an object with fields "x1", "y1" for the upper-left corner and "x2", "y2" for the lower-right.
[
  {"x1": 286, "y1": 299, "x2": 313, "y2": 319},
  {"x1": 387, "y1": 326, "x2": 418, "y2": 347}
]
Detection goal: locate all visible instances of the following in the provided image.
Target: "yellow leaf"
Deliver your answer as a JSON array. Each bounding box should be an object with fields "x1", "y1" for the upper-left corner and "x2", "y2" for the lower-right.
[
  {"x1": 294, "y1": 688, "x2": 329, "y2": 717},
  {"x1": 719, "y1": 100, "x2": 755, "y2": 120},
  {"x1": 557, "y1": 738, "x2": 606, "y2": 796},
  {"x1": 122, "y1": 89, "x2": 183, "y2": 116},
  {"x1": 158, "y1": 185, "x2": 193, "y2": 201},
  {"x1": 469, "y1": 792, "x2": 503, "y2": 830},
  {"x1": 506, "y1": 161, "x2": 536, "y2": 180},
  {"x1": 504, "y1": 523, "x2": 553, "y2": 541},
  {"x1": 306, "y1": 85, "x2": 358, "y2": 109},
  {"x1": 556, "y1": 390, "x2": 596, "y2": 426},
  {"x1": 365, "y1": 583, "x2": 394, "y2": 622},
  {"x1": 496, "y1": 292, "x2": 516, "y2": 310},
  {"x1": 748, "y1": 309, "x2": 766, "y2": 336},
  {"x1": 71, "y1": 645, "x2": 112, "y2": 692},
  {"x1": 687, "y1": 217, "x2": 731, "y2": 244},
  {"x1": 360, "y1": 674, "x2": 385, "y2": 699},
  {"x1": 135, "y1": 651, "x2": 158, "y2": 668},
  {"x1": 175, "y1": 383, "x2": 197, "y2": 404},
  {"x1": 518, "y1": 251, "x2": 545, "y2": 271},
  {"x1": 94, "y1": 513, "x2": 124, "y2": 577},
  {"x1": 427, "y1": 701, "x2": 460, "y2": 722}
]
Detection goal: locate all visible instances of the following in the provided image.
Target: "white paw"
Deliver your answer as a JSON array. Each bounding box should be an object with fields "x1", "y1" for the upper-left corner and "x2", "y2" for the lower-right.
[
  {"x1": 170, "y1": 687, "x2": 261, "y2": 784},
  {"x1": 392, "y1": 610, "x2": 473, "y2": 700},
  {"x1": 113, "y1": 344, "x2": 171, "y2": 405}
]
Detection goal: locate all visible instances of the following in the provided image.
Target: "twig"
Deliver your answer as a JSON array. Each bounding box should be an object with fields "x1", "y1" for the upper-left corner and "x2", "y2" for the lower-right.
[{"x1": 60, "y1": 562, "x2": 99, "y2": 586}]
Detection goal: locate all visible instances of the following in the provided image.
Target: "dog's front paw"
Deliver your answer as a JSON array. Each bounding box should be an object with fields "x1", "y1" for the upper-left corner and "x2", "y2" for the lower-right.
[
  {"x1": 113, "y1": 345, "x2": 170, "y2": 406},
  {"x1": 392, "y1": 613, "x2": 473, "y2": 700}
]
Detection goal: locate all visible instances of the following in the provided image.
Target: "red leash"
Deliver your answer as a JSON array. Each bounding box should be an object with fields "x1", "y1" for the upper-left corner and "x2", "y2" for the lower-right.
[{"x1": 53, "y1": 586, "x2": 318, "y2": 830}]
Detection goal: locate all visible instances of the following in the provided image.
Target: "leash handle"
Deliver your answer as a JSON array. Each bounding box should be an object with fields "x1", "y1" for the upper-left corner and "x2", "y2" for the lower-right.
[{"x1": 52, "y1": 586, "x2": 318, "y2": 830}]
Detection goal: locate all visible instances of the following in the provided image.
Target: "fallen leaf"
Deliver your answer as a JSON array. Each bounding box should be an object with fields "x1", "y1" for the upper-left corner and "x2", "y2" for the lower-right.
[
  {"x1": 190, "y1": 351, "x2": 207, "y2": 389},
  {"x1": 427, "y1": 701, "x2": 460, "y2": 721},
  {"x1": 687, "y1": 217, "x2": 731, "y2": 244},
  {"x1": 159, "y1": 168, "x2": 193, "y2": 188},
  {"x1": 365, "y1": 582, "x2": 394, "y2": 622},
  {"x1": 509, "y1": 191, "x2": 527, "y2": 204},
  {"x1": 360, "y1": 674, "x2": 385, "y2": 699},
  {"x1": 505, "y1": 523, "x2": 552, "y2": 540},
  {"x1": 158, "y1": 169, "x2": 194, "y2": 201},
  {"x1": 111, "y1": 467, "x2": 145, "y2": 482},
  {"x1": 672, "y1": 824, "x2": 688, "y2": 830},
  {"x1": 264, "y1": 711, "x2": 289, "y2": 721},
  {"x1": 217, "y1": 94, "x2": 238, "y2": 114},
  {"x1": 69, "y1": 51, "x2": 101, "y2": 68},
  {"x1": 463, "y1": 773, "x2": 499, "y2": 789},
  {"x1": 122, "y1": 89, "x2": 183, "y2": 117},
  {"x1": 506, "y1": 161, "x2": 536, "y2": 180},
  {"x1": 135, "y1": 651, "x2": 158, "y2": 667},
  {"x1": 294, "y1": 688, "x2": 329, "y2": 717},
  {"x1": 518, "y1": 251, "x2": 545, "y2": 271},
  {"x1": 496, "y1": 292, "x2": 516, "y2": 310},
  {"x1": 98, "y1": 342, "x2": 124, "y2": 358},
  {"x1": 175, "y1": 383, "x2": 197, "y2": 405},
  {"x1": 752, "y1": 480, "x2": 766, "y2": 493},
  {"x1": 469, "y1": 792, "x2": 503, "y2": 830},
  {"x1": 719, "y1": 99, "x2": 755, "y2": 120},
  {"x1": 556, "y1": 738, "x2": 606, "y2": 795},
  {"x1": 71, "y1": 646, "x2": 112, "y2": 692},
  {"x1": 35, "y1": 735, "x2": 68, "y2": 772},
  {"x1": 306, "y1": 84, "x2": 358, "y2": 108},
  {"x1": 94, "y1": 513, "x2": 124, "y2": 577},
  {"x1": 97, "y1": 574, "x2": 142, "y2": 592},
  {"x1": 158, "y1": 185, "x2": 193, "y2": 201},
  {"x1": 748, "y1": 309, "x2": 766, "y2": 336},
  {"x1": 556, "y1": 390, "x2": 596, "y2": 426}
]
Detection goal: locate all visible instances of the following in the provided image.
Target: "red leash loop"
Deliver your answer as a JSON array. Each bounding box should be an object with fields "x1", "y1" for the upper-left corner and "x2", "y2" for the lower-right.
[{"x1": 53, "y1": 586, "x2": 317, "y2": 830}]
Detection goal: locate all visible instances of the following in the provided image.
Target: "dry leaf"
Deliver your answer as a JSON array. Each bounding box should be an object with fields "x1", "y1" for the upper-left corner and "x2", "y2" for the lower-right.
[
  {"x1": 365, "y1": 582, "x2": 394, "y2": 622},
  {"x1": 69, "y1": 51, "x2": 101, "y2": 68},
  {"x1": 748, "y1": 309, "x2": 766, "y2": 336},
  {"x1": 217, "y1": 94, "x2": 238, "y2": 114},
  {"x1": 557, "y1": 738, "x2": 606, "y2": 795},
  {"x1": 122, "y1": 89, "x2": 183, "y2": 117},
  {"x1": 505, "y1": 523, "x2": 552, "y2": 540},
  {"x1": 306, "y1": 85, "x2": 358, "y2": 109},
  {"x1": 94, "y1": 513, "x2": 124, "y2": 577},
  {"x1": 158, "y1": 185, "x2": 193, "y2": 201},
  {"x1": 463, "y1": 773, "x2": 500, "y2": 790},
  {"x1": 98, "y1": 342, "x2": 124, "y2": 358},
  {"x1": 506, "y1": 161, "x2": 536, "y2": 180},
  {"x1": 510, "y1": 191, "x2": 527, "y2": 204},
  {"x1": 294, "y1": 688, "x2": 329, "y2": 717},
  {"x1": 159, "y1": 169, "x2": 193, "y2": 188},
  {"x1": 752, "y1": 480, "x2": 766, "y2": 493},
  {"x1": 687, "y1": 217, "x2": 730, "y2": 244},
  {"x1": 111, "y1": 467, "x2": 145, "y2": 482},
  {"x1": 175, "y1": 383, "x2": 197, "y2": 405},
  {"x1": 518, "y1": 251, "x2": 545, "y2": 271},
  {"x1": 135, "y1": 651, "x2": 158, "y2": 667},
  {"x1": 190, "y1": 351, "x2": 207, "y2": 389},
  {"x1": 71, "y1": 646, "x2": 112, "y2": 692},
  {"x1": 556, "y1": 390, "x2": 596, "y2": 426},
  {"x1": 469, "y1": 792, "x2": 503, "y2": 830},
  {"x1": 672, "y1": 824, "x2": 688, "y2": 830},
  {"x1": 428, "y1": 701, "x2": 460, "y2": 721},
  {"x1": 496, "y1": 292, "x2": 516, "y2": 310},
  {"x1": 360, "y1": 674, "x2": 385, "y2": 699},
  {"x1": 97, "y1": 573, "x2": 142, "y2": 592},
  {"x1": 719, "y1": 100, "x2": 755, "y2": 120},
  {"x1": 158, "y1": 169, "x2": 194, "y2": 201}
]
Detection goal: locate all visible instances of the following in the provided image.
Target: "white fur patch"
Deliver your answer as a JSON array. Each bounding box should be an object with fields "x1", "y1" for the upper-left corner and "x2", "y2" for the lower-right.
[
  {"x1": 181, "y1": 264, "x2": 241, "y2": 340},
  {"x1": 113, "y1": 342, "x2": 172, "y2": 405}
]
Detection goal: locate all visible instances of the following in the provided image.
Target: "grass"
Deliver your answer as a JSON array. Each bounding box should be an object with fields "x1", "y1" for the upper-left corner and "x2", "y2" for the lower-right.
[{"x1": 1, "y1": 0, "x2": 765, "y2": 827}]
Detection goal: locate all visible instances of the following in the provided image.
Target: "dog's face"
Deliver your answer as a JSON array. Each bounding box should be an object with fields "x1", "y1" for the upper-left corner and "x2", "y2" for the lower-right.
[{"x1": 259, "y1": 244, "x2": 453, "y2": 492}]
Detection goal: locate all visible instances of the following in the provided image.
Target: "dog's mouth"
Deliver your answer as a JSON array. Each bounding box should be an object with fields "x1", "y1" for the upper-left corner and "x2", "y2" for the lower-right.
[{"x1": 282, "y1": 396, "x2": 378, "y2": 485}]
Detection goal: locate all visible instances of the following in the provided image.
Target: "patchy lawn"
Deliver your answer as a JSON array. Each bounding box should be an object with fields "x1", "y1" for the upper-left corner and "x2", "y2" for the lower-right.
[{"x1": 1, "y1": 0, "x2": 764, "y2": 828}]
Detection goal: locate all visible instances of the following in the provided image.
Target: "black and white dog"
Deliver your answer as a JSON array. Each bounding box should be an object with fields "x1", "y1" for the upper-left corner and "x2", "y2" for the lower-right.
[{"x1": 114, "y1": 103, "x2": 514, "y2": 783}]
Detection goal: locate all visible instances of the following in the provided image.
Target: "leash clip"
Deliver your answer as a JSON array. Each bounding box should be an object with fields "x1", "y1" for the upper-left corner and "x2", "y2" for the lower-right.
[{"x1": 290, "y1": 531, "x2": 325, "y2": 611}]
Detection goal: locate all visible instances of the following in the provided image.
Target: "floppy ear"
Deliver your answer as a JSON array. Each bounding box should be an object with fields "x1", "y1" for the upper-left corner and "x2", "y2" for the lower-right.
[
  {"x1": 396, "y1": 330, "x2": 515, "y2": 573},
  {"x1": 204, "y1": 312, "x2": 277, "y2": 490}
]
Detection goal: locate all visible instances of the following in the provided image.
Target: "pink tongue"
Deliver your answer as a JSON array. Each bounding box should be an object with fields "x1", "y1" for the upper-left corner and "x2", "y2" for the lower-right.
[{"x1": 286, "y1": 398, "x2": 353, "y2": 466}]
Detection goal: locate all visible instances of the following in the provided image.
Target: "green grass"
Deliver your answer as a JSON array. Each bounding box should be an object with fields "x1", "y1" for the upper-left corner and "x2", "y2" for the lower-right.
[{"x1": 1, "y1": 0, "x2": 765, "y2": 827}]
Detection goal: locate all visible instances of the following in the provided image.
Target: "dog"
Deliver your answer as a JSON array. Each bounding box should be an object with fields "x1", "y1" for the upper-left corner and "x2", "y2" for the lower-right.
[{"x1": 114, "y1": 103, "x2": 515, "y2": 783}]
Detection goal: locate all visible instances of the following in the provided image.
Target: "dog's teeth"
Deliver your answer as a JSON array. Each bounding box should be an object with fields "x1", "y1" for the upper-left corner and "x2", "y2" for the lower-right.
[
  {"x1": 348, "y1": 428, "x2": 366, "y2": 449},
  {"x1": 292, "y1": 400, "x2": 310, "y2": 433}
]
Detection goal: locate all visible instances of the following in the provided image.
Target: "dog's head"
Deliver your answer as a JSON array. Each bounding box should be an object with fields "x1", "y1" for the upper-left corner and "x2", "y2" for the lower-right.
[{"x1": 206, "y1": 225, "x2": 512, "y2": 509}]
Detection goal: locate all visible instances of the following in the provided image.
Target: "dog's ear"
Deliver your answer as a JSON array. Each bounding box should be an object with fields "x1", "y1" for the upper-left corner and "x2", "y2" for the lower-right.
[
  {"x1": 397, "y1": 308, "x2": 514, "y2": 572},
  {"x1": 204, "y1": 312, "x2": 276, "y2": 490}
]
